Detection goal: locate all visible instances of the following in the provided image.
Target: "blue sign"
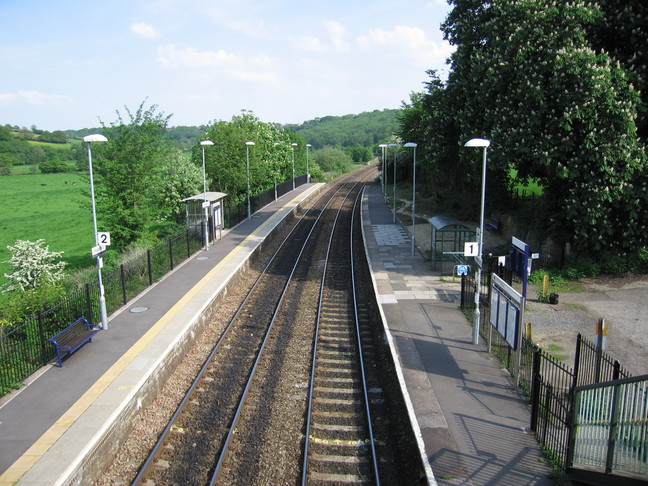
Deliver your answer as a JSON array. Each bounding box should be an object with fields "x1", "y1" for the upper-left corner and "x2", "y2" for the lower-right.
[{"x1": 456, "y1": 265, "x2": 469, "y2": 276}]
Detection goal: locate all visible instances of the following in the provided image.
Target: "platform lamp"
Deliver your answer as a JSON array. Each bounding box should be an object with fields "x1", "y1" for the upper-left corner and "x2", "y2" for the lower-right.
[
  {"x1": 291, "y1": 143, "x2": 298, "y2": 190},
  {"x1": 464, "y1": 137, "x2": 490, "y2": 345},
  {"x1": 83, "y1": 134, "x2": 109, "y2": 330},
  {"x1": 404, "y1": 142, "x2": 417, "y2": 256},
  {"x1": 245, "y1": 141, "x2": 255, "y2": 219},
  {"x1": 379, "y1": 144, "x2": 388, "y2": 200},
  {"x1": 200, "y1": 140, "x2": 214, "y2": 250},
  {"x1": 387, "y1": 143, "x2": 397, "y2": 223},
  {"x1": 306, "y1": 143, "x2": 311, "y2": 183}
]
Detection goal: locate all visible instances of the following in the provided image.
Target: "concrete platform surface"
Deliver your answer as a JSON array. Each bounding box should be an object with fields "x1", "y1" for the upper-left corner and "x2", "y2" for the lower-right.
[{"x1": 361, "y1": 184, "x2": 553, "y2": 485}]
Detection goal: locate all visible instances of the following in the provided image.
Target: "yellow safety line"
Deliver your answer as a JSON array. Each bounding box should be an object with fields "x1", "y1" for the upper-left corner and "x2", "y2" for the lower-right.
[{"x1": 0, "y1": 190, "x2": 310, "y2": 485}]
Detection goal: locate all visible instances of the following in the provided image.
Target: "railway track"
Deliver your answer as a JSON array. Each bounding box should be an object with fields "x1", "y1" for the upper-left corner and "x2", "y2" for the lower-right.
[{"x1": 130, "y1": 166, "x2": 424, "y2": 485}]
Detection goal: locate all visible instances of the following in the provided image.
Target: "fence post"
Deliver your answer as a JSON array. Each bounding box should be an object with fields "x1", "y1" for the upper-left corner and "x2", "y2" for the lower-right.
[
  {"x1": 186, "y1": 229, "x2": 191, "y2": 259},
  {"x1": 147, "y1": 249, "x2": 153, "y2": 285},
  {"x1": 169, "y1": 240, "x2": 174, "y2": 270},
  {"x1": 605, "y1": 382, "x2": 623, "y2": 474},
  {"x1": 530, "y1": 347, "x2": 542, "y2": 432},
  {"x1": 613, "y1": 360, "x2": 621, "y2": 381},
  {"x1": 573, "y1": 333, "x2": 582, "y2": 389},
  {"x1": 85, "y1": 283, "x2": 94, "y2": 325},
  {"x1": 120, "y1": 264, "x2": 127, "y2": 305},
  {"x1": 37, "y1": 310, "x2": 48, "y2": 366}
]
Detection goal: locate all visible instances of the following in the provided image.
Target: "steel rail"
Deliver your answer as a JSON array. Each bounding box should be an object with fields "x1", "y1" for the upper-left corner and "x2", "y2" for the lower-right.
[
  {"x1": 131, "y1": 182, "x2": 347, "y2": 485},
  {"x1": 301, "y1": 180, "x2": 380, "y2": 485},
  {"x1": 209, "y1": 181, "x2": 361, "y2": 484}
]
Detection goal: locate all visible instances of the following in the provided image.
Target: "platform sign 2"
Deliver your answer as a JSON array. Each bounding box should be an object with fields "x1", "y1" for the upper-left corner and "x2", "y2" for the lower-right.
[{"x1": 489, "y1": 273, "x2": 523, "y2": 350}]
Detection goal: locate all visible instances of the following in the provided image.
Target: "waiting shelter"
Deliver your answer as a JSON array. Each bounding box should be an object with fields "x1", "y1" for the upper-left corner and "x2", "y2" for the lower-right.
[
  {"x1": 428, "y1": 215, "x2": 475, "y2": 270},
  {"x1": 182, "y1": 192, "x2": 227, "y2": 243}
]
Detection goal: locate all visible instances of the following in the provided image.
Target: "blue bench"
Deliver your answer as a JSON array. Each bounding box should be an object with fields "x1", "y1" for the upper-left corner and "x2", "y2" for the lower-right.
[
  {"x1": 485, "y1": 218, "x2": 501, "y2": 232},
  {"x1": 47, "y1": 317, "x2": 102, "y2": 367}
]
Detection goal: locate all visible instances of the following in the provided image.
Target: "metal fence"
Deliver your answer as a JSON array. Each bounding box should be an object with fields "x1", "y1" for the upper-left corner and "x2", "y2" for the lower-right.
[
  {"x1": 0, "y1": 176, "x2": 308, "y2": 396},
  {"x1": 460, "y1": 265, "x2": 635, "y2": 473},
  {"x1": 568, "y1": 374, "x2": 648, "y2": 480},
  {"x1": 0, "y1": 226, "x2": 205, "y2": 395}
]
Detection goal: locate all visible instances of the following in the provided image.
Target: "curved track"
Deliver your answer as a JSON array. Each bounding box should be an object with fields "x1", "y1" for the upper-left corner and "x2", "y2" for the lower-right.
[{"x1": 130, "y1": 166, "x2": 423, "y2": 485}]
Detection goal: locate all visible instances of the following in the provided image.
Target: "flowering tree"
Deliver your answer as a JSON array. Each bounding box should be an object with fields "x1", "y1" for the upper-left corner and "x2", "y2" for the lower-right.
[
  {"x1": 400, "y1": 0, "x2": 647, "y2": 256},
  {"x1": 1, "y1": 239, "x2": 66, "y2": 293}
]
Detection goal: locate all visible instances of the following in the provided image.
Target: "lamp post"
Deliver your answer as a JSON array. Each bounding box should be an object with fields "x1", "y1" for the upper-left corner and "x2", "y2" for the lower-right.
[
  {"x1": 378, "y1": 144, "x2": 387, "y2": 201},
  {"x1": 245, "y1": 141, "x2": 255, "y2": 219},
  {"x1": 306, "y1": 143, "x2": 311, "y2": 183},
  {"x1": 291, "y1": 143, "x2": 298, "y2": 190},
  {"x1": 200, "y1": 140, "x2": 214, "y2": 250},
  {"x1": 387, "y1": 143, "x2": 397, "y2": 223},
  {"x1": 83, "y1": 134, "x2": 109, "y2": 330},
  {"x1": 404, "y1": 142, "x2": 417, "y2": 256},
  {"x1": 464, "y1": 137, "x2": 490, "y2": 345}
]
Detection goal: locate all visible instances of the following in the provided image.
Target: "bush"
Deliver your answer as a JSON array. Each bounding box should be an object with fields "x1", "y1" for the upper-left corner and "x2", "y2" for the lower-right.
[{"x1": 39, "y1": 158, "x2": 71, "y2": 173}]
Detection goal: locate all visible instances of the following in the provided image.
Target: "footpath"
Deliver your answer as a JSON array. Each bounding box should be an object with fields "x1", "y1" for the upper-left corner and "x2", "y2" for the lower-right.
[{"x1": 362, "y1": 184, "x2": 554, "y2": 485}]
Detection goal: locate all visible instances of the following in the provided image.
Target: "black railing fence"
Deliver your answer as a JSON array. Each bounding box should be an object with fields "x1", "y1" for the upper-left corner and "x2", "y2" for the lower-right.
[
  {"x1": 0, "y1": 176, "x2": 308, "y2": 396},
  {"x1": 460, "y1": 264, "x2": 633, "y2": 472}
]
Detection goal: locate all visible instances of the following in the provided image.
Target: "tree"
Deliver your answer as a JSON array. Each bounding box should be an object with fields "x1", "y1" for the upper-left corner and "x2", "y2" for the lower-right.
[
  {"x1": 93, "y1": 101, "x2": 175, "y2": 248},
  {"x1": 149, "y1": 151, "x2": 203, "y2": 222},
  {"x1": 415, "y1": 0, "x2": 648, "y2": 255},
  {"x1": 199, "y1": 111, "x2": 306, "y2": 205},
  {"x1": 311, "y1": 147, "x2": 353, "y2": 173},
  {"x1": 1, "y1": 239, "x2": 66, "y2": 293},
  {"x1": 39, "y1": 157, "x2": 69, "y2": 173}
]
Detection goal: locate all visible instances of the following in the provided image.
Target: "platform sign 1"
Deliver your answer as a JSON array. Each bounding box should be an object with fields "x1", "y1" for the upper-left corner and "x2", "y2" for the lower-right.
[{"x1": 489, "y1": 273, "x2": 523, "y2": 350}]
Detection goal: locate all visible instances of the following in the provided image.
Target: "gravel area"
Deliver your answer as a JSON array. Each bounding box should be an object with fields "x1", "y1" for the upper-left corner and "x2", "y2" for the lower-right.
[{"x1": 525, "y1": 275, "x2": 648, "y2": 377}]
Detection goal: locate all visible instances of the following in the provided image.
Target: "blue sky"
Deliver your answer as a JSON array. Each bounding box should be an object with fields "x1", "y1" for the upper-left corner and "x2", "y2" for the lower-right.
[{"x1": 0, "y1": 0, "x2": 454, "y2": 131}]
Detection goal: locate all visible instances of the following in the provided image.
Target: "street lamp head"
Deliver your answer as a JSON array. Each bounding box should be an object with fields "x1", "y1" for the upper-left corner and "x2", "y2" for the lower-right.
[
  {"x1": 464, "y1": 138, "x2": 490, "y2": 148},
  {"x1": 83, "y1": 134, "x2": 107, "y2": 143},
  {"x1": 378, "y1": 144, "x2": 387, "y2": 148},
  {"x1": 306, "y1": 143, "x2": 311, "y2": 147},
  {"x1": 246, "y1": 141, "x2": 255, "y2": 146},
  {"x1": 201, "y1": 140, "x2": 214, "y2": 146},
  {"x1": 404, "y1": 142, "x2": 417, "y2": 148},
  {"x1": 387, "y1": 143, "x2": 397, "y2": 147},
  {"x1": 291, "y1": 143, "x2": 298, "y2": 147}
]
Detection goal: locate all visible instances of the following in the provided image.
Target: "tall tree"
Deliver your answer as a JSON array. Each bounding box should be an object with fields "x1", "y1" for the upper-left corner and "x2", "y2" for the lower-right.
[
  {"x1": 199, "y1": 111, "x2": 307, "y2": 204},
  {"x1": 423, "y1": 0, "x2": 648, "y2": 254},
  {"x1": 93, "y1": 101, "x2": 176, "y2": 248}
]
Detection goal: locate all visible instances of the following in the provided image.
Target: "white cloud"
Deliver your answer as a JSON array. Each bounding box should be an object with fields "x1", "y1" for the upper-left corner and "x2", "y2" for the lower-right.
[
  {"x1": 357, "y1": 25, "x2": 454, "y2": 67},
  {"x1": 326, "y1": 20, "x2": 349, "y2": 51},
  {"x1": 157, "y1": 45, "x2": 277, "y2": 84},
  {"x1": 157, "y1": 44, "x2": 239, "y2": 68},
  {"x1": 0, "y1": 90, "x2": 73, "y2": 106},
  {"x1": 131, "y1": 22, "x2": 160, "y2": 39}
]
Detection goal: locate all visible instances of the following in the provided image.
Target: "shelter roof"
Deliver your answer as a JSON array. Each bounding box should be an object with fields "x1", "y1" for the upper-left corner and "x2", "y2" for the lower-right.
[
  {"x1": 181, "y1": 192, "x2": 227, "y2": 203},
  {"x1": 428, "y1": 215, "x2": 469, "y2": 230}
]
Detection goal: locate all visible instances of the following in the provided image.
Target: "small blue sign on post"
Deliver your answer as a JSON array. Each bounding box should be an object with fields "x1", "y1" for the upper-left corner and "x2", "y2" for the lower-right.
[{"x1": 456, "y1": 264, "x2": 469, "y2": 276}]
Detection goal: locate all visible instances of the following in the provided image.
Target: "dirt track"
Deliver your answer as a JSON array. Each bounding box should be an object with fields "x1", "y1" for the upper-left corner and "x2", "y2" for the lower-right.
[{"x1": 525, "y1": 275, "x2": 648, "y2": 377}]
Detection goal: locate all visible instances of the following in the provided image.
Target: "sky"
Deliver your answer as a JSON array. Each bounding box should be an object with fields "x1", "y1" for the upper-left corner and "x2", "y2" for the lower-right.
[{"x1": 0, "y1": 0, "x2": 454, "y2": 131}]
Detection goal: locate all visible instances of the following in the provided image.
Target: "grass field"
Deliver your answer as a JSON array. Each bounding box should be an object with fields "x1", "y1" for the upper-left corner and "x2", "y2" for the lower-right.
[{"x1": 0, "y1": 172, "x2": 95, "y2": 289}]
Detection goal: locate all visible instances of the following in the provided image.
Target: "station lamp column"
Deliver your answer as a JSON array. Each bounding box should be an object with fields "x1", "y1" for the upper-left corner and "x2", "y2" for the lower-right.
[
  {"x1": 464, "y1": 137, "x2": 491, "y2": 345},
  {"x1": 404, "y1": 142, "x2": 418, "y2": 256},
  {"x1": 387, "y1": 143, "x2": 397, "y2": 223},
  {"x1": 200, "y1": 140, "x2": 214, "y2": 250},
  {"x1": 83, "y1": 134, "x2": 109, "y2": 330},
  {"x1": 306, "y1": 143, "x2": 312, "y2": 183},
  {"x1": 245, "y1": 141, "x2": 255, "y2": 219},
  {"x1": 291, "y1": 143, "x2": 298, "y2": 190},
  {"x1": 379, "y1": 144, "x2": 388, "y2": 201}
]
